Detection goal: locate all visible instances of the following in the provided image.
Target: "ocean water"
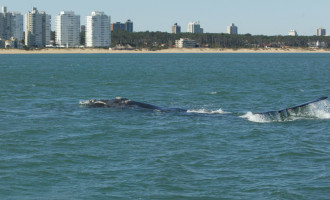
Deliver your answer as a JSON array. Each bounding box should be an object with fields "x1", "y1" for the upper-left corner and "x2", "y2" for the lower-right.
[{"x1": 0, "y1": 53, "x2": 329, "y2": 200}]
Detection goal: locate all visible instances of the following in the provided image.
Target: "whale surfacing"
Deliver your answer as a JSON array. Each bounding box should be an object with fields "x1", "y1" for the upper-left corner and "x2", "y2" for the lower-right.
[
  {"x1": 82, "y1": 97, "x2": 187, "y2": 112},
  {"x1": 255, "y1": 96, "x2": 328, "y2": 119}
]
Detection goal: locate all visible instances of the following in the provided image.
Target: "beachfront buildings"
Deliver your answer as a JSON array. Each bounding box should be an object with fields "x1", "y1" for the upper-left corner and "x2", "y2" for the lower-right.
[
  {"x1": 25, "y1": 7, "x2": 51, "y2": 48},
  {"x1": 187, "y1": 22, "x2": 203, "y2": 33},
  {"x1": 86, "y1": 11, "x2": 111, "y2": 47},
  {"x1": 172, "y1": 23, "x2": 181, "y2": 34},
  {"x1": 56, "y1": 11, "x2": 80, "y2": 47},
  {"x1": 316, "y1": 28, "x2": 326, "y2": 36},
  {"x1": 0, "y1": 7, "x2": 23, "y2": 41},
  {"x1": 175, "y1": 38, "x2": 196, "y2": 48},
  {"x1": 227, "y1": 23, "x2": 238, "y2": 35}
]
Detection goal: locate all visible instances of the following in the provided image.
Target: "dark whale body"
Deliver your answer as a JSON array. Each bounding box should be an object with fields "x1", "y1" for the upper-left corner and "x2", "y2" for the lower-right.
[
  {"x1": 84, "y1": 97, "x2": 187, "y2": 112},
  {"x1": 83, "y1": 96, "x2": 328, "y2": 117}
]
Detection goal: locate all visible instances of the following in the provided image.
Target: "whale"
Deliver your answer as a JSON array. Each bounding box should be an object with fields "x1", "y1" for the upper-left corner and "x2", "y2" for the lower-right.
[
  {"x1": 83, "y1": 97, "x2": 187, "y2": 112},
  {"x1": 255, "y1": 96, "x2": 328, "y2": 119},
  {"x1": 82, "y1": 96, "x2": 328, "y2": 118}
]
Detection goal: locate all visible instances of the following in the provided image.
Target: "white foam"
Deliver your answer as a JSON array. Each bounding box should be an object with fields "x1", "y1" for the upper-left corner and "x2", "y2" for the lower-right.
[
  {"x1": 240, "y1": 112, "x2": 272, "y2": 123},
  {"x1": 187, "y1": 108, "x2": 229, "y2": 114},
  {"x1": 79, "y1": 100, "x2": 92, "y2": 106},
  {"x1": 305, "y1": 101, "x2": 330, "y2": 119}
]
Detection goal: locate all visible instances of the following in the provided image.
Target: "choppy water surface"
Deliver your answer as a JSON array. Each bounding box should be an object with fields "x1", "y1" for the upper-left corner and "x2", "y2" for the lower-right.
[{"x1": 0, "y1": 53, "x2": 329, "y2": 199}]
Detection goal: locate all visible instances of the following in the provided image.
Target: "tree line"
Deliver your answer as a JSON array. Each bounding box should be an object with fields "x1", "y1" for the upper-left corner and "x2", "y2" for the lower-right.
[
  {"x1": 49, "y1": 31, "x2": 330, "y2": 49},
  {"x1": 111, "y1": 31, "x2": 330, "y2": 50}
]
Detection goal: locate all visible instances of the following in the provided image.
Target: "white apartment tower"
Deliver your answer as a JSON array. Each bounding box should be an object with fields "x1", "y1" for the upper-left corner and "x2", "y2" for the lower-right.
[
  {"x1": 56, "y1": 11, "x2": 80, "y2": 47},
  {"x1": 187, "y1": 22, "x2": 203, "y2": 33},
  {"x1": 25, "y1": 7, "x2": 51, "y2": 47},
  {"x1": 288, "y1": 29, "x2": 298, "y2": 36},
  {"x1": 86, "y1": 11, "x2": 111, "y2": 47},
  {"x1": 316, "y1": 28, "x2": 326, "y2": 36},
  {"x1": 0, "y1": 7, "x2": 23, "y2": 41},
  {"x1": 227, "y1": 23, "x2": 238, "y2": 35}
]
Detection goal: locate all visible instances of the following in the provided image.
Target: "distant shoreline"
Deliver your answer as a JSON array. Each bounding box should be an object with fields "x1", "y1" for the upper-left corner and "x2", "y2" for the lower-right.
[{"x1": 1, "y1": 48, "x2": 330, "y2": 54}]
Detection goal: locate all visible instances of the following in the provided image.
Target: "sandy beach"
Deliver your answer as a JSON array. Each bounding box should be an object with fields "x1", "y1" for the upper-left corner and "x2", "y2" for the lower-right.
[{"x1": 0, "y1": 47, "x2": 329, "y2": 54}]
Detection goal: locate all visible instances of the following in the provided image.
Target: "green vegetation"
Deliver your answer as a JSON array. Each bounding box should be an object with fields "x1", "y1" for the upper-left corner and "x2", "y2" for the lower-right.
[{"x1": 111, "y1": 31, "x2": 330, "y2": 50}]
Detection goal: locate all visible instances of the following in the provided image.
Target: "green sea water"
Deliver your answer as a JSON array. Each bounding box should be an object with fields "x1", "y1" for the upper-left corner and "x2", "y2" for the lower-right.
[{"x1": 0, "y1": 53, "x2": 329, "y2": 199}]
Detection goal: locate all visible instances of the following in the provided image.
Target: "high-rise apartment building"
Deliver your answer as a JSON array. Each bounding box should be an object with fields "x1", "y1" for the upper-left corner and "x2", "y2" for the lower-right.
[
  {"x1": 227, "y1": 23, "x2": 238, "y2": 35},
  {"x1": 288, "y1": 29, "x2": 298, "y2": 36},
  {"x1": 80, "y1": 25, "x2": 86, "y2": 33},
  {"x1": 111, "y1": 22, "x2": 125, "y2": 31},
  {"x1": 25, "y1": 7, "x2": 51, "y2": 48},
  {"x1": 172, "y1": 23, "x2": 181, "y2": 34},
  {"x1": 111, "y1": 20, "x2": 133, "y2": 32},
  {"x1": 316, "y1": 28, "x2": 326, "y2": 36},
  {"x1": 86, "y1": 11, "x2": 111, "y2": 47},
  {"x1": 0, "y1": 6, "x2": 12, "y2": 40},
  {"x1": 56, "y1": 11, "x2": 80, "y2": 47},
  {"x1": 11, "y1": 12, "x2": 24, "y2": 41},
  {"x1": 187, "y1": 22, "x2": 203, "y2": 33},
  {"x1": 125, "y1": 19, "x2": 133, "y2": 32},
  {"x1": 0, "y1": 7, "x2": 23, "y2": 41}
]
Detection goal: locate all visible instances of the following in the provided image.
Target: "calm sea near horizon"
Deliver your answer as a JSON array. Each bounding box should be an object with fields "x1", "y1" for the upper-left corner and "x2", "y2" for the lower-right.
[{"x1": 0, "y1": 53, "x2": 329, "y2": 199}]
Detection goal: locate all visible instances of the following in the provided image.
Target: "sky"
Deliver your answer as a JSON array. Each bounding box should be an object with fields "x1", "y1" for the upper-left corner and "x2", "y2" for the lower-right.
[{"x1": 1, "y1": 0, "x2": 330, "y2": 36}]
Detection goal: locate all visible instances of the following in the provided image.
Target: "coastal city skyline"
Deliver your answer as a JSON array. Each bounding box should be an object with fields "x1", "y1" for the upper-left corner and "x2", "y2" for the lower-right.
[{"x1": 1, "y1": 0, "x2": 330, "y2": 36}]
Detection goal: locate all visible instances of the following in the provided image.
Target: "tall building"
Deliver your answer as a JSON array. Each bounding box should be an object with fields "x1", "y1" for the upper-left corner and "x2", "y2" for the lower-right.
[
  {"x1": 288, "y1": 29, "x2": 298, "y2": 36},
  {"x1": 227, "y1": 23, "x2": 238, "y2": 35},
  {"x1": 111, "y1": 22, "x2": 125, "y2": 31},
  {"x1": 111, "y1": 20, "x2": 133, "y2": 32},
  {"x1": 316, "y1": 28, "x2": 326, "y2": 36},
  {"x1": 172, "y1": 23, "x2": 181, "y2": 34},
  {"x1": 80, "y1": 25, "x2": 86, "y2": 33},
  {"x1": 125, "y1": 19, "x2": 133, "y2": 32},
  {"x1": 11, "y1": 12, "x2": 24, "y2": 41},
  {"x1": 0, "y1": 7, "x2": 23, "y2": 41},
  {"x1": 56, "y1": 11, "x2": 80, "y2": 47},
  {"x1": 25, "y1": 7, "x2": 51, "y2": 48},
  {"x1": 0, "y1": 6, "x2": 12, "y2": 40},
  {"x1": 187, "y1": 22, "x2": 203, "y2": 33},
  {"x1": 86, "y1": 11, "x2": 111, "y2": 47}
]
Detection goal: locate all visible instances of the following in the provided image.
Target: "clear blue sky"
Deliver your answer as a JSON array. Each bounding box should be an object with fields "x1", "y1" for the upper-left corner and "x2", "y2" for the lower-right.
[{"x1": 2, "y1": 0, "x2": 330, "y2": 36}]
